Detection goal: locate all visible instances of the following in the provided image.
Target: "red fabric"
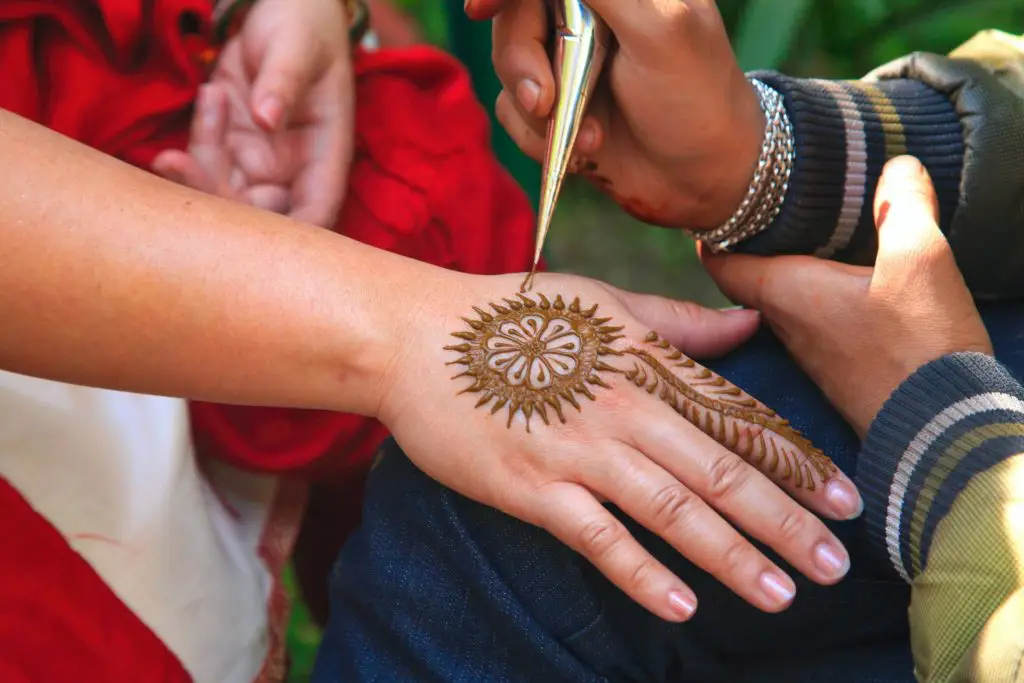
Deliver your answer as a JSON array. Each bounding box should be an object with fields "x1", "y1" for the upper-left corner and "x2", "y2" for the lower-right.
[
  {"x1": 0, "y1": 0, "x2": 211, "y2": 166},
  {"x1": 0, "y1": 478, "x2": 193, "y2": 682},
  {"x1": 0, "y1": 0, "x2": 540, "y2": 673}
]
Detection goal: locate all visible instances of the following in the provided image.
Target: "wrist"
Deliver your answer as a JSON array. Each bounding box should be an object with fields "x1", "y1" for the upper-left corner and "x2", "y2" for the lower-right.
[
  {"x1": 685, "y1": 80, "x2": 767, "y2": 230},
  {"x1": 213, "y1": 0, "x2": 368, "y2": 45},
  {"x1": 682, "y1": 78, "x2": 794, "y2": 247},
  {"x1": 353, "y1": 257, "x2": 477, "y2": 423}
]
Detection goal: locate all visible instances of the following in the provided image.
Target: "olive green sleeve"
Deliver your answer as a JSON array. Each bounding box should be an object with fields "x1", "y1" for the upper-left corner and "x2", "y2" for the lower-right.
[{"x1": 909, "y1": 454, "x2": 1024, "y2": 682}]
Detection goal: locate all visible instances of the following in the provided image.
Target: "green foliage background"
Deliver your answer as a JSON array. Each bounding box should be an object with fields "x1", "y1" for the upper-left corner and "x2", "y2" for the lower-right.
[{"x1": 286, "y1": 2, "x2": 1024, "y2": 680}]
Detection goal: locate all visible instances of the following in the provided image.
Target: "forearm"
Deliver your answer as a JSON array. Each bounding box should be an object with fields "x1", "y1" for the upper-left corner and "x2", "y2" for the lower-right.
[
  {"x1": 0, "y1": 109, "x2": 445, "y2": 415},
  {"x1": 856, "y1": 353, "x2": 1024, "y2": 681}
]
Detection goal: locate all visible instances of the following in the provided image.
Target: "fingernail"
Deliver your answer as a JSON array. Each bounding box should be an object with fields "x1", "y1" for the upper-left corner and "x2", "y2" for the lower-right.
[
  {"x1": 668, "y1": 591, "x2": 697, "y2": 620},
  {"x1": 885, "y1": 155, "x2": 925, "y2": 178},
  {"x1": 826, "y1": 479, "x2": 863, "y2": 520},
  {"x1": 517, "y1": 79, "x2": 541, "y2": 114},
  {"x1": 257, "y1": 96, "x2": 284, "y2": 130},
  {"x1": 814, "y1": 543, "x2": 850, "y2": 580},
  {"x1": 759, "y1": 571, "x2": 795, "y2": 607}
]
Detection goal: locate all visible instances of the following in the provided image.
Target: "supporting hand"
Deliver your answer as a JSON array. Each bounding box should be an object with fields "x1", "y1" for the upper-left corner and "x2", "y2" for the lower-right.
[{"x1": 703, "y1": 156, "x2": 993, "y2": 437}]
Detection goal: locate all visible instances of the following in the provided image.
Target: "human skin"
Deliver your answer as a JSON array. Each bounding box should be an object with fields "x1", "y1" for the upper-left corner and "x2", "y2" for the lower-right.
[
  {"x1": 152, "y1": 0, "x2": 355, "y2": 228},
  {"x1": 0, "y1": 108, "x2": 859, "y2": 622},
  {"x1": 702, "y1": 156, "x2": 994, "y2": 437},
  {"x1": 469, "y1": 0, "x2": 764, "y2": 230}
]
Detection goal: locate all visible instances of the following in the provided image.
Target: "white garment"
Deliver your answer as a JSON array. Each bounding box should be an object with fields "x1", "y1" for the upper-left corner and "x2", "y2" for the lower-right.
[{"x1": 0, "y1": 371, "x2": 280, "y2": 683}]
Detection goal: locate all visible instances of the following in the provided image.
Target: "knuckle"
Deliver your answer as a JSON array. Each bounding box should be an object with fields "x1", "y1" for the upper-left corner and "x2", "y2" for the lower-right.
[
  {"x1": 627, "y1": 557, "x2": 661, "y2": 592},
  {"x1": 774, "y1": 508, "x2": 811, "y2": 545},
  {"x1": 577, "y1": 518, "x2": 626, "y2": 558},
  {"x1": 664, "y1": 1, "x2": 718, "y2": 38},
  {"x1": 662, "y1": 2, "x2": 695, "y2": 33},
  {"x1": 704, "y1": 455, "x2": 750, "y2": 503},
  {"x1": 719, "y1": 538, "x2": 755, "y2": 576},
  {"x1": 671, "y1": 300, "x2": 703, "y2": 327},
  {"x1": 651, "y1": 484, "x2": 700, "y2": 528}
]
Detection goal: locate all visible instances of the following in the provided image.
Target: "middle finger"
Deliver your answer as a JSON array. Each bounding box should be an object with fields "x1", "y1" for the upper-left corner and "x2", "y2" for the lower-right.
[
  {"x1": 633, "y1": 407, "x2": 851, "y2": 588},
  {"x1": 580, "y1": 441, "x2": 798, "y2": 613}
]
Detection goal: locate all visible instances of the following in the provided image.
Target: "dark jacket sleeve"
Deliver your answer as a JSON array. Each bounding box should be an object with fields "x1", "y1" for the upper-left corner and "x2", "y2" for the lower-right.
[
  {"x1": 741, "y1": 30, "x2": 1024, "y2": 300},
  {"x1": 854, "y1": 352, "x2": 1024, "y2": 681}
]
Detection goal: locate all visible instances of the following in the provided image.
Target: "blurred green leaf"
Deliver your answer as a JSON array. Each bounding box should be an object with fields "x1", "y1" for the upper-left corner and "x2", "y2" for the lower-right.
[{"x1": 733, "y1": 0, "x2": 813, "y2": 70}]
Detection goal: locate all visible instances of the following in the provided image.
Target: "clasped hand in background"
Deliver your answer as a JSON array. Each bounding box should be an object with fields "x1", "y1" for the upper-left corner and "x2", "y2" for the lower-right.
[{"x1": 153, "y1": 0, "x2": 355, "y2": 228}]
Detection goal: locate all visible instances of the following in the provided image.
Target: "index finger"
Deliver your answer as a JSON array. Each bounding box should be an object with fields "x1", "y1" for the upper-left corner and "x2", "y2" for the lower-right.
[{"x1": 533, "y1": 481, "x2": 699, "y2": 623}]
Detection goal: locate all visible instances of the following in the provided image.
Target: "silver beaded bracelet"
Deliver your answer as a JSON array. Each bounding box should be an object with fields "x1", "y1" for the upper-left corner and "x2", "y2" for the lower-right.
[{"x1": 686, "y1": 78, "x2": 795, "y2": 252}]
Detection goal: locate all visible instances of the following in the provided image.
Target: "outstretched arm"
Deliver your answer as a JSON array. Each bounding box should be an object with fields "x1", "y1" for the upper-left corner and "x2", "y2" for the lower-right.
[
  {"x1": 0, "y1": 108, "x2": 873, "y2": 626},
  {"x1": 0, "y1": 107, "x2": 429, "y2": 415}
]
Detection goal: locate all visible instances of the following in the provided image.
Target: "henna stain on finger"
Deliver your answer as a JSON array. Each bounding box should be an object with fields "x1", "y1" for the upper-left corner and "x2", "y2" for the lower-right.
[
  {"x1": 620, "y1": 332, "x2": 837, "y2": 490},
  {"x1": 446, "y1": 293, "x2": 838, "y2": 490}
]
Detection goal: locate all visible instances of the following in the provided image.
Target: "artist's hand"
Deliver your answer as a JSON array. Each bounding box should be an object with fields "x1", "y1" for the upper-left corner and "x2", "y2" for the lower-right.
[
  {"x1": 152, "y1": 0, "x2": 355, "y2": 227},
  {"x1": 467, "y1": 0, "x2": 763, "y2": 230},
  {"x1": 379, "y1": 272, "x2": 861, "y2": 623},
  {"x1": 704, "y1": 156, "x2": 993, "y2": 437}
]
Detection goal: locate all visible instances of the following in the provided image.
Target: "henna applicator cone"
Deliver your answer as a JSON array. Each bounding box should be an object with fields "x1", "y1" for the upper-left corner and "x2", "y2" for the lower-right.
[{"x1": 522, "y1": 0, "x2": 609, "y2": 292}]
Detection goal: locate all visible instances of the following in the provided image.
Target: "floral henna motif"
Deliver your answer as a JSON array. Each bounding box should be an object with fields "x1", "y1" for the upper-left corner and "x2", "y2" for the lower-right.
[
  {"x1": 444, "y1": 293, "x2": 624, "y2": 430},
  {"x1": 445, "y1": 294, "x2": 837, "y2": 489}
]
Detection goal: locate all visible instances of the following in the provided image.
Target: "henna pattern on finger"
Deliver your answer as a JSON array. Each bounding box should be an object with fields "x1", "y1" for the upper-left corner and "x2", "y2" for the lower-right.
[
  {"x1": 445, "y1": 294, "x2": 838, "y2": 489},
  {"x1": 620, "y1": 333, "x2": 838, "y2": 490}
]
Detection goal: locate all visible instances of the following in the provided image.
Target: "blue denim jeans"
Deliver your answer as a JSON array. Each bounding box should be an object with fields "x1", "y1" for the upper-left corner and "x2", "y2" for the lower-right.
[{"x1": 312, "y1": 302, "x2": 1024, "y2": 683}]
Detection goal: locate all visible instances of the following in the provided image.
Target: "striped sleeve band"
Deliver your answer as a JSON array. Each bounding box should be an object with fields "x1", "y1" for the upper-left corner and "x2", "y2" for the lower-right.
[
  {"x1": 739, "y1": 72, "x2": 964, "y2": 264},
  {"x1": 856, "y1": 352, "x2": 1024, "y2": 583}
]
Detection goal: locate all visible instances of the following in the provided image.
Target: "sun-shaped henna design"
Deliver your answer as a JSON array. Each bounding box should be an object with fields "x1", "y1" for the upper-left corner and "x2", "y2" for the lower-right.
[
  {"x1": 444, "y1": 293, "x2": 623, "y2": 429},
  {"x1": 445, "y1": 293, "x2": 838, "y2": 489}
]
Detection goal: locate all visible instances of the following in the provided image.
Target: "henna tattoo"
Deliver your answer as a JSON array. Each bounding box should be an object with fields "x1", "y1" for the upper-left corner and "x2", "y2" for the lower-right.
[
  {"x1": 618, "y1": 332, "x2": 837, "y2": 489},
  {"x1": 444, "y1": 293, "x2": 624, "y2": 430},
  {"x1": 446, "y1": 294, "x2": 836, "y2": 488}
]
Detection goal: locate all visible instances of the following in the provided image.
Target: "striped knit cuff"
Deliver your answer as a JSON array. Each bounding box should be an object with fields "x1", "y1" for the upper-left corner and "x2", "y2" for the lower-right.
[
  {"x1": 738, "y1": 73, "x2": 964, "y2": 263},
  {"x1": 857, "y1": 352, "x2": 1024, "y2": 583}
]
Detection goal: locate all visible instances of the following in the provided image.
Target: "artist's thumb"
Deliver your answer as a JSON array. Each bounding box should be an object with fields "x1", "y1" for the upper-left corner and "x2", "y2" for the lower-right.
[
  {"x1": 618, "y1": 290, "x2": 760, "y2": 360},
  {"x1": 250, "y1": 29, "x2": 324, "y2": 131},
  {"x1": 872, "y1": 155, "x2": 953, "y2": 282}
]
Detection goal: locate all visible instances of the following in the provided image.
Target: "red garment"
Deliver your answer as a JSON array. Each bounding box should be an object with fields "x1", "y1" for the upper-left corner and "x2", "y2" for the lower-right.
[
  {"x1": 0, "y1": 0, "x2": 538, "y2": 678},
  {"x1": 0, "y1": 483, "x2": 192, "y2": 683}
]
